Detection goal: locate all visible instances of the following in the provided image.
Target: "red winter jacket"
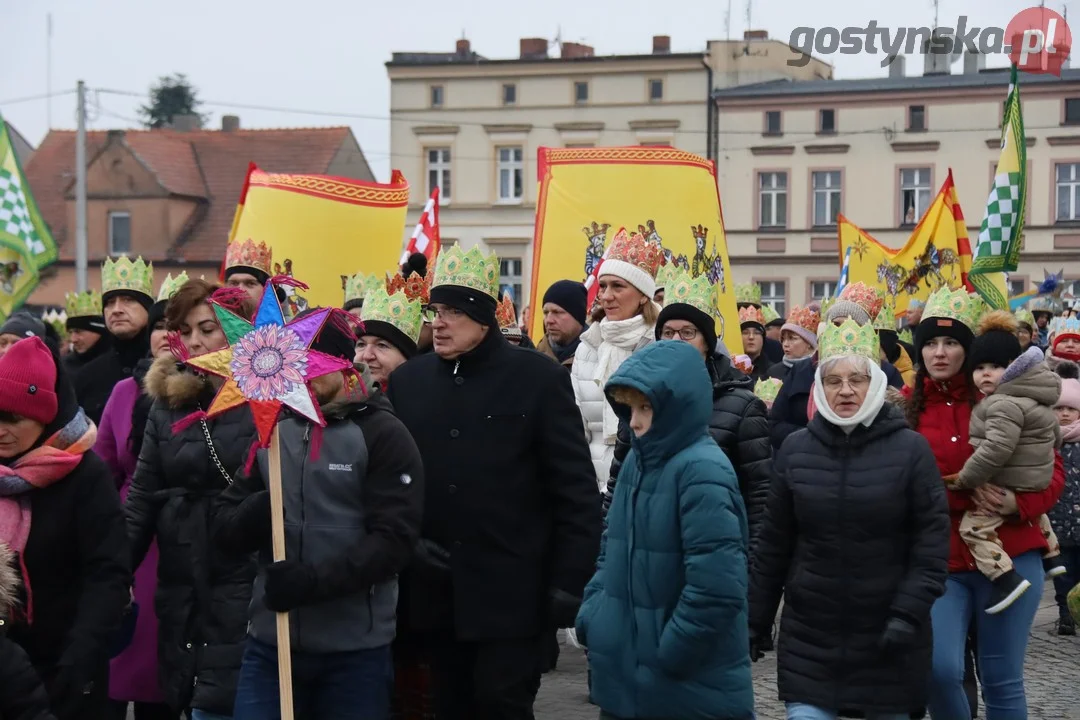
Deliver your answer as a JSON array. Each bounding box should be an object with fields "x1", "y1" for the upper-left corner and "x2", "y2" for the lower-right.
[{"x1": 903, "y1": 374, "x2": 1065, "y2": 572}]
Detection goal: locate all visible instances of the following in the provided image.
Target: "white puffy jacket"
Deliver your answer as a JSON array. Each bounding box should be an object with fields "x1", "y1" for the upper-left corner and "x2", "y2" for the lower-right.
[{"x1": 570, "y1": 322, "x2": 654, "y2": 488}]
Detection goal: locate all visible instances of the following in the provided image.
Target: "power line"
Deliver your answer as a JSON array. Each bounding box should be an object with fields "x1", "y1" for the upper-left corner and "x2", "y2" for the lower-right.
[{"x1": 0, "y1": 88, "x2": 77, "y2": 106}]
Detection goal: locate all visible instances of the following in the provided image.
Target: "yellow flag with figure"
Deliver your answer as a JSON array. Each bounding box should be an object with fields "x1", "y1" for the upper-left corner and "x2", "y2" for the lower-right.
[
  {"x1": 226, "y1": 165, "x2": 410, "y2": 312},
  {"x1": 838, "y1": 169, "x2": 982, "y2": 317},
  {"x1": 529, "y1": 146, "x2": 741, "y2": 354}
]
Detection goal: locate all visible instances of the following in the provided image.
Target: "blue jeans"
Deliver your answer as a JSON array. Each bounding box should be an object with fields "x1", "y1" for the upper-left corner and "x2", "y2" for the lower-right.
[
  {"x1": 928, "y1": 550, "x2": 1043, "y2": 720},
  {"x1": 232, "y1": 638, "x2": 392, "y2": 720},
  {"x1": 190, "y1": 712, "x2": 231, "y2": 720},
  {"x1": 1053, "y1": 544, "x2": 1080, "y2": 619},
  {"x1": 786, "y1": 703, "x2": 907, "y2": 720}
]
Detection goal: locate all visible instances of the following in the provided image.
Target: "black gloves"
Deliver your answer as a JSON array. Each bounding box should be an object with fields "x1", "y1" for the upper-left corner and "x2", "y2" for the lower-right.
[
  {"x1": 413, "y1": 539, "x2": 452, "y2": 575},
  {"x1": 548, "y1": 589, "x2": 582, "y2": 629},
  {"x1": 263, "y1": 560, "x2": 318, "y2": 612},
  {"x1": 878, "y1": 616, "x2": 917, "y2": 652},
  {"x1": 47, "y1": 661, "x2": 94, "y2": 718},
  {"x1": 238, "y1": 491, "x2": 272, "y2": 542},
  {"x1": 748, "y1": 627, "x2": 768, "y2": 662}
]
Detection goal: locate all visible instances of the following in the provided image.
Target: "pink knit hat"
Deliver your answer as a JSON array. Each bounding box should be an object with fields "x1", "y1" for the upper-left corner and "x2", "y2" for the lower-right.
[
  {"x1": 0, "y1": 337, "x2": 57, "y2": 424},
  {"x1": 1057, "y1": 378, "x2": 1080, "y2": 411}
]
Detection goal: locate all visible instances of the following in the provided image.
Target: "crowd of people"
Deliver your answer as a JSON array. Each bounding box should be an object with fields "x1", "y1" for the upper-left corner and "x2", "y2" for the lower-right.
[{"x1": 0, "y1": 226, "x2": 1076, "y2": 720}]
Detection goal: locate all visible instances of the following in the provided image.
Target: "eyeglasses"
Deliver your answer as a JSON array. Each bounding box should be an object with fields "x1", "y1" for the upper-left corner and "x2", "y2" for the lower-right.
[
  {"x1": 660, "y1": 326, "x2": 700, "y2": 341},
  {"x1": 422, "y1": 305, "x2": 465, "y2": 323},
  {"x1": 822, "y1": 374, "x2": 871, "y2": 391}
]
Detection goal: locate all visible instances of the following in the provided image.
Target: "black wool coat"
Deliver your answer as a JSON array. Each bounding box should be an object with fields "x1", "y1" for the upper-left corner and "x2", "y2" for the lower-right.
[
  {"x1": 387, "y1": 330, "x2": 601, "y2": 640},
  {"x1": 750, "y1": 404, "x2": 950, "y2": 717},
  {"x1": 72, "y1": 331, "x2": 148, "y2": 425}
]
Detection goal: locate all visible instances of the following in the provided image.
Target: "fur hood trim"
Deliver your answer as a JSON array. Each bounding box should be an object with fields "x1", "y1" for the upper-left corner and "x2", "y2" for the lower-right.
[
  {"x1": 1002, "y1": 345, "x2": 1047, "y2": 385},
  {"x1": 0, "y1": 543, "x2": 19, "y2": 619},
  {"x1": 144, "y1": 354, "x2": 213, "y2": 409},
  {"x1": 885, "y1": 386, "x2": 908, "y2": 413}
]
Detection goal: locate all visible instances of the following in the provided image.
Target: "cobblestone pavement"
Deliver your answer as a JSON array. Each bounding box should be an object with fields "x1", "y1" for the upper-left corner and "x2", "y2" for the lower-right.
[{"x1": 535, "y1": 586, "x2": 1080, "y2": 720}]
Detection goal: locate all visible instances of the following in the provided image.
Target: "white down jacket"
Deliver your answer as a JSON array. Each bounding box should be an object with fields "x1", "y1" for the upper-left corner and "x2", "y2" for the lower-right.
[{"x1": 570, "y1": 320, "x2": 654, "y2": 488}]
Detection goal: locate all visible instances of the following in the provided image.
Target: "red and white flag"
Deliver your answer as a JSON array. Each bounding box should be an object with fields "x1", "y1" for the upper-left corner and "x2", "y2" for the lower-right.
[{"x1": 400, "y1": 187, "x2": 440, "y2": 267}]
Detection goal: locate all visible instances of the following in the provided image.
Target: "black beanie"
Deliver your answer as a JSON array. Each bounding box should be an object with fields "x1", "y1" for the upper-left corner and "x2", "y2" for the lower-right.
[
  {"x1": 147, "y1": 300, "x2": 168, "y2": 332},
  {"x1": 403, "y1": 253, "x2": 428, "y2": 279},
  {"x1": 66, "y1": 314, "x2": 107, "y2": 334},
  {"x1": 969, "y1": 330, "x2": 1022, "y2": 369},
  {"x1": 360, "y1": 319, "x2": 417, "y2": 359},
  {"x1": 102, "y1": 289, "x2": 154, "y2": 312},
  {"x1": 224, "y1": 266, "x2": 270, "y2": 286},
  {"x1": 429, "y1": 285, "x2": 497, "y2": 327},
  {"x1": 915, "y1": 316, "x2": 974, "y2": 358},
  {"x1": 542, "y1": 280, "x2": 587, "y2": 328},
  {"x1": 0, "y1": 311, "x2": 47, "y2": 340},
  {"x1": 656, "y1": 302, "x2": 717, "y2": 354}
]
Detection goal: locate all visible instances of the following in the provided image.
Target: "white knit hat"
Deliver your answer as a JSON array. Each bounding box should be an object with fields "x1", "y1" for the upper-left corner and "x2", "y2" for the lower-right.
[{"x1": 599, "y1": 259, "x2": 656, "y2": 298}]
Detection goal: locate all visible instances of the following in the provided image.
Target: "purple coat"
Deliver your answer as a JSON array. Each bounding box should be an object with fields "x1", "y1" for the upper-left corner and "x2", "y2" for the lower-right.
[{"x1": 94, "y1": 377, "x2": 165, "y2": 704}]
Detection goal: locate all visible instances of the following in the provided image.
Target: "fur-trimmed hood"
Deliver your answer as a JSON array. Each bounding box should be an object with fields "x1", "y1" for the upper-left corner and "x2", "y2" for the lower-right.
[
  {"x1": 885, "y1": 386, "x2": 908, "y2": 414},
  {"x1": 997, "y1": 346, "x2": 1061, "y2": 406},
  {"x1": 0, "y1": 542, "x2": 19, "y2": 620},
  {"x1": 144, "y1": 354, "x2": 215, "y2": 409}
]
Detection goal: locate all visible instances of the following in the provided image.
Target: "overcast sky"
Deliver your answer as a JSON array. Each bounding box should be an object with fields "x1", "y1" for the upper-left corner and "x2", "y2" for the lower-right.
[{"x1": 1, "y1": 0, "x2": 1069, "y2": 180}]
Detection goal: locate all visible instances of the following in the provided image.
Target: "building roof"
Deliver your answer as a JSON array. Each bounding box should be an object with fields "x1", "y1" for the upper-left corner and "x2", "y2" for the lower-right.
[
  {"x1": 387, "y1": 50, "x2": 705, "y2": 68},
  {"x1": 712, "y1": 66, "x2": 1080, "y2": 100},
  {"x1": 5, "y1": 122, "x2": 35, "y2": 166},
  {"x1": 24, "y1": 125, "x2": 358, "y2": 262}
]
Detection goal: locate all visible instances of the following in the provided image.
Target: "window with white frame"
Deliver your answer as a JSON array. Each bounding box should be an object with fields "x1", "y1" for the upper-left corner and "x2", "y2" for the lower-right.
[
  {"x1": 1008, "y1": 278, "x2": 1028, "y2": 297},
  {"x1": 758, "y1": 281, "x2": 786, "y2": 317},
  {"x1": 900, "y1": 168, "x2": 932, "y2": 226},
  {"x1": 649, "y1": 79, "x2": 663, "y2": 101},
  {"x1": 1056, "y1": 163, "x2": 1080, "y2": 221},
  {"x1": 574, "y1": 81, "x2": 589, "y2": 104},
  {"x1": 810, "y1": 281, "x2": 836, "y2": 301},
  {"x1": 758, "y1": 171, "x2": 787, "y2": 228},
  {"x1": 502, "y1": 84, "x2": 517, "y2": 105},
  {"x1": 427, "y1": 148, "x2": 451, "y2": 204},
  {"x1": 430, "y1": 85, "x2": 444, "y2": 108},
  {"x1": 812, "y1": 171, "x2": 842, "y2": 226},
  {"x1": 108, "y1": 212, "x2": 131, "y2": 255},
  {"x1": 499, "y1": 257, "x2": 523, "y2": 303},
  {"x1": 497, "y1": 147, "x2": 524, "y2": 203}
]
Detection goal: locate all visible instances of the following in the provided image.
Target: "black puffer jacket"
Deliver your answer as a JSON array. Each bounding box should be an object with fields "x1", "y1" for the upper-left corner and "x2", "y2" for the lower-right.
[
  {"x1": 768, "y1": 358, "x2": 815, "y2": 451},
  {"x1": 750, "y1": 404, "x2": 950, "y2": 717},
  {"x1": 124, "y1": 356, "x2": 258, "y2": 715},
  {"x1": 72, "y1": 330, "x2": 148, "y2": 425},
  {"x1": 1, "y1": 544, "x2": 56, "y2": 720}
]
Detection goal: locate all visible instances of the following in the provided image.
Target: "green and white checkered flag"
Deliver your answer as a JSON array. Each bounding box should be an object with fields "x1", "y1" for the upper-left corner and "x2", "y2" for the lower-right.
[{"x1": 970, "y1": 65, "x2": 1025, "y2": 310}]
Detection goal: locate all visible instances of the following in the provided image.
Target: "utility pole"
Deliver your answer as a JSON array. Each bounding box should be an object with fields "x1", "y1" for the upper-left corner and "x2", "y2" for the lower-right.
[
  {"x1": 46, "y1": 14, "x2": 52, "y2": 128},
  {"x1": 75, "y1": 80, "x2": 87, "y2": 293}
]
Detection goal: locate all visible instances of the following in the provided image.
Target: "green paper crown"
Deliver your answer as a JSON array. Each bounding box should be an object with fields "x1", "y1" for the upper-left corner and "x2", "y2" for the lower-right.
[
  {"x1": 361, "y1": 287, "x2": 423, "y2": 345},
  {"x1": 1015, "y1": 308, "x2": 1036, "y2": 329},
  {"x1": 898, "y1": 327, "x2": 913, "y2": 345},
  {"x1": 655, "y1": 264, "x2": 677, "y2": 292},
  {"x1": 102, "y1": 256, "x2": 154, "y2": 299},
  {"x1": 754, "y1": 378, "x2": 783, "y2": 404},
  {"x1": 432, "y1": 245, "x2": 500, "y2": 300},
  {"x1": 734, "y1": 283, "x2": 762, "y2": 306},
  {"x1": 42, "y1": 309, "x2": 67, "y2": 338},
  {"x1": 819, "y1": 317, "x2": 880, "y2": 362},
  {"x1": 872, "y1": 302, "x2": 897, "y2": 332},
  {"x1": 344, "y1": 272, "x2": 384, "y2": 304},
  {"x1": 761, "y1": 304, "x2": 780, "y2": 324},
  {"x1": 923, "y1": 286, "x2": 985, "y2": 332},
  {"x1": 664, "y1": 269, "x2": 717, "y2": 318},
  {"x1": 157, "y1": 271, "x2": 190, "y2": 303},
  {"x1": 65, "y1": 289, "x2": 102, "y2": 319}
]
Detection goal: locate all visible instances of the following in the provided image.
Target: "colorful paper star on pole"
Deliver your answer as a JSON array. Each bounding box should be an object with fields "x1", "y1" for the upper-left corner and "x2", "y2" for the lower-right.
[{"x1": 185, "y1": 279, "x2": 353, "y2": 446}]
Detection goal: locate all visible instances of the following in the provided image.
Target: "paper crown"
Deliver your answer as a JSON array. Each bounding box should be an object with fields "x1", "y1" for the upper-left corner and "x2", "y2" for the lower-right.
[
  {"x1": 1054, "y1": 316, "x2": 1080, "y2": 339},
  {"x1": 432, "y1": 245, "x2": 500, "y2": 300},
  {"x1": 732, "y1": 355, "x2": 754, "y2": 374},
  {"x1": 605, "y1": 229, "x2": 663, "y2": 279},
  {"x1": 819, "y1": 296, "x2": 835, "y2": 316},
  {"x1": 761, "y1": 304, "x2": 781, "y2": 324},
  {"x1": 1015, "y1": 307, "x2": 1036, "y2": 329},
  {"x1": 65, "y1": 289, "x2": 102, "y2": 319},
  {"x1": 386, "y1": 267, "x2": 434, "y2": 305},
  {"x1": 735, "y1": 283, "x2": 762, "y2": 306},
  {"x1": 655, "y1": 263, "x2": 677, "y2": 292},
  {"x1": 786, "y1": 304, "x2": 821, "y2": 334},
  {"x1": 873, "y1": 302, "x2": 897, "y2": 332},
  {"x1": 754, "y1": 377, "x2": 783, "y2": 404},
  {"x1": 664, "y1": 268, "x2": 717, "y2": 317},
  {"x1": 42, "y1": 309, "x2": 67, "y2": 337},
  {"x1": 838, "y1": 282, "x2": 884, "y2": 321},
  {"x1": 739, "y1": 305, "x2": 766, "y2": 326},
  {"x1": 225, "y1": 238, "x2": 272, "y2": 276},
  {"x1": 102, "y1": 256, "x2": 154, "y2": 299},
  {"x1": 898, "y1": 327, "x2": 913, "y2": 345},
  {"x1": 818, "y1": 317, "x2": 880, "y2": 362},
  {"x1": 157, "y1": 271, "x2": 190, "y2": 303},
  {"x1": 361, "y1": 286, "x2": 423, "y2": 344},
  {"x1": 496, "y1": 291, "x2": 519, "y2": 330},
  {"x1": 923, "y1": 286, "x2": 985, "y2": 332},
  {"x1": 344, "y1": 273, "x2": 384, "y2": 304}
]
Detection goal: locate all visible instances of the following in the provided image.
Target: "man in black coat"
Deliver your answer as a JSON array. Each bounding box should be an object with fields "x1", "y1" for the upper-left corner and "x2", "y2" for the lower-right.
[{"x1": 387, "y1": 253, "x2": 600, "y2": 719}]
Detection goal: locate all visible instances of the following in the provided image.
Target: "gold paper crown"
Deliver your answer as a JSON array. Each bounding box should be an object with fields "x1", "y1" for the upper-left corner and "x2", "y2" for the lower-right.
[
  {"x1": 873, "y1": 302, "x2": 897, "y2": 332},
  {"x1": 432, "y1": 245, "x2": 500, "y2": 300},
  {"x1": 761, "y1": 304, "x2": 781, "y2": 324},
  {"x1": 923, "y1": 286, "x2": 985, "y2": 332},
  {"x1": 665, "y1": 268, "x2": 717, "y2": 318},
  {"x1": 157, "y1": 271, "x2": 190, "y2": 303},
  {"x1": 786, "y1": 304, "x2": 821, "y2": 334},
  {"x1": 386, "y1": 267, "x2": 433, "y2": 305},
  {"x1": 225, "y1": 238, "x2": 272, "y2": 277},
  {"x1": 65, "y1": 289, "x2": 102, "y2": 319},
  {"x1": 360, "y1": 286, "x2": 423, "y2": 345},
  {"x1": 754, "y1": 378, "x2": 783, "y2": 404},
  {"x1": 102, "y1": 256, "x2": 154, "y2": 299},
  {"x1": 735, "y1": 283, "x2": 762, "y2": 306},
  {"x1": 818, "y1": 317, "x2": 880, "y2": 362},
  {"x1": 496, "y1": 291, "x2": 518, "y2": 329},
  {"x1": 739, "y1": 305, "x2": 766, "y2": 326},
  {"x1": 838, "y1": 282, "x2": 885, "y2": 321},
  {"x1": 605, "y1": 229, "x2": 663, "y2": 278},
  {"x1": 344, "y1": 272, "x2": 384, "y2": 304}
]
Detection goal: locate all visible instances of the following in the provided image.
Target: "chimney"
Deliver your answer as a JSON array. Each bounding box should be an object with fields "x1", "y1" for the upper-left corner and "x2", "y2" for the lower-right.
[
  {"x1": 221, "y1": 115, "x2": 240, "y2": 132},
  {"x1": 520, "y1": 38, "x2": 549, "y2": 60},
  {"x1": 456, "y1": 38, "x2": 471, "y2": 56},
  {"x1": 743, "y1": 29, "x2": 768, "y2": 41},
  {"x1": 561, "y1": 41, "x2": 595, "y2": 59},
  {"x1": 107, "y1": 129, "x2": 125, "y2": 142},
  {"x1": 922, "y1": 31, "x2": 952, "y2": 75},
  {"x1": 652, "y1": 35, "x2": 671, "y2": 54},
  {"x1": 963, "y1": 49, "x2": 986, "y2": 74},
  {"x1": 886, "y1": 54, "x2": 906, "y2": 78},
  {"x1": 169, "y1": 114, "x2": 202, "y2": 132}
]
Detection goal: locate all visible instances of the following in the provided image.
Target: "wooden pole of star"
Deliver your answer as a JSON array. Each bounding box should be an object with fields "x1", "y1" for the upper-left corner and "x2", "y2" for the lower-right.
[{"x1": 267, "y1": 426, "x2": 295, "y2": 719}]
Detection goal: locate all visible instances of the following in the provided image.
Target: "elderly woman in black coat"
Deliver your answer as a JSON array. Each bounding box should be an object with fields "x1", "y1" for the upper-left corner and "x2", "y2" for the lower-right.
[{"x1": 749, "y1": 319, "x2": 950, "y2": 720}]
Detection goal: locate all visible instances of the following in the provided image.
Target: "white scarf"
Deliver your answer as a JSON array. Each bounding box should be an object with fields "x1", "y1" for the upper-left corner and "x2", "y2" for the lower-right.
[
  {"x1": 589, "y1": 315, "x2": 654, "y2": 441},
  {"x1": 812, "y1": 360, "x2": 888, "y2": 431}
]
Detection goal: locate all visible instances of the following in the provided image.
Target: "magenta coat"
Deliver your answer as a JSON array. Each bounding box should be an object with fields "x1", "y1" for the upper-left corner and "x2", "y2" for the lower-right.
[{"x1": 94, "y1": 377, "x2": 165, "y2": 704}]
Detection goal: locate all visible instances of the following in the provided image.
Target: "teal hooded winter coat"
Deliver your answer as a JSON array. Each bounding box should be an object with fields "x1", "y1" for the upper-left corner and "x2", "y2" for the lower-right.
[{"x1": 575, "y1": 340, "x2": 754, "y2": 720}]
